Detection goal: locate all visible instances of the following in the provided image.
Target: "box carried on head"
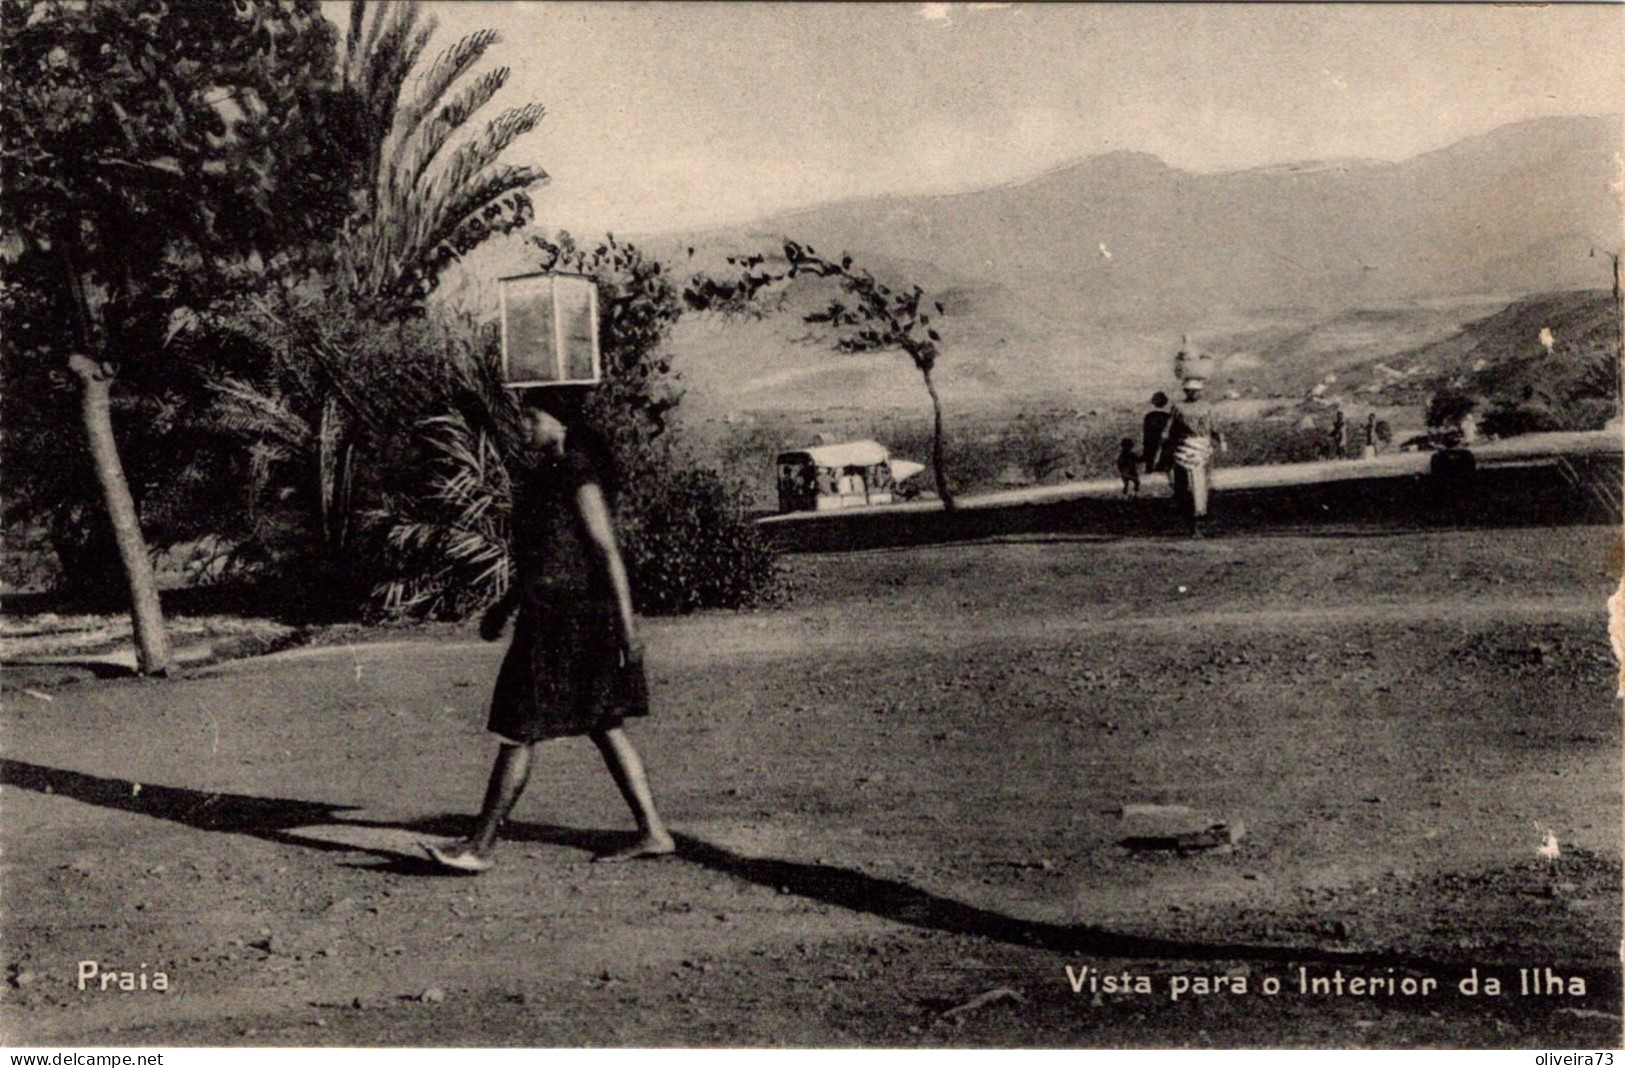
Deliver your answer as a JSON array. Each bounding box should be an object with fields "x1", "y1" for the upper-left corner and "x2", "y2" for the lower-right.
[{"x1": 499, "y1": 272, "x2": 601, "y2": 388}]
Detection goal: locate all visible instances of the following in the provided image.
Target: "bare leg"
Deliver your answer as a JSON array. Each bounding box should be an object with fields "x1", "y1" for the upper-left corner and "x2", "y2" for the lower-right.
[
  {"x1": 1189, "y1": 464, "x2": 1209, "y2": 537},
  {"x1": 425, "y1": 742, "x2": 532, "y2": 871},
  {"x1": 470, "y1": 742, "x2": 534, "y2": 854},
  {"x1": 590, "y1": 726, "x2": 675, "y2": 861}
]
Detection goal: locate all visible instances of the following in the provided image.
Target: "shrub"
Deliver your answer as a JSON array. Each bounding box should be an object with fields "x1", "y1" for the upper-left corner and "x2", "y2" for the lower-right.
[
  {"x1": 875, "y1": 417, "x2": 1023, "y2": 496},
  {"x1": 364, "y1": 415, "x2": 782, "y2": 621},
  {"x1": 1427, "y1": 389, "x2": 1479, "y2": 430},
  {"x1": 200, "y1": 235, "x2": 782, "y2": 620},
  {"x1": 712, "y1": 421, "x2": 796, "y2": 514},
  {"x1": 995, "y1": 411, "x2": 1076, "y2": 483},
  {"x1": 368, "y1": 412, "x2": 514, "y2": 620},
  {"x1": 1479, "y1": 400, "x2": 1564, "y2": 439},
  {"x1": 200, "y1": 292, "x2": 516, "y2": 614},
  {"x1": 616, "y1": 450, "x2": 782, "y2": 615},
  {"x1": 526, "y1": 233, "x2": 782, "y2": 613},
  {"x1": 367, "y1": 409, "x2": 781, "y2": 620},
  {"x1": 1220, "y1": 421, "x2": 1329, "y2": 467}
]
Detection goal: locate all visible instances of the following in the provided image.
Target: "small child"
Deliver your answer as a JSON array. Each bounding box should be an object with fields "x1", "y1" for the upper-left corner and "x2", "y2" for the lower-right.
[{"x1": 1116, "y1": 438, "x2": 1141, "y2": 496}]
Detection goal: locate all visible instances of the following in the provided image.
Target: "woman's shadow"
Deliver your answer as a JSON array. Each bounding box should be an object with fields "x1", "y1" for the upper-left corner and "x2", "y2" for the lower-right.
[{"x1": 5, "y1": 757, "x2": 1610, "y2": 985}]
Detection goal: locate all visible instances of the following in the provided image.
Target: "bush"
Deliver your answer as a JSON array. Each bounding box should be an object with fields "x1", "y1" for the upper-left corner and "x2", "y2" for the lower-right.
[
  {"x1": 367, "y1": 413, "x2": 782, "y2": 620},
  {"x1": 197, "y1": 236, "x2": 782, "y2": 620},
  {"x1": 1427, "y1": 389, "x2": 1479, "y2": 430},
  {"x1": 872, "y1": 416, "x2": 1063, "y2": 496},
  {"x1": 367, "y1": 411, "x2": 514, "y2": 620},
  {"x1": 1479, "y1": 400, "x2": 1565, "y2": 439},
  {"x1": 196, "y1": 293, "x2": 517, "y2": 615},
  {"x1": 995, "y1": 411, "x2": 1076, "y2": 483},
  {"x1": 617, "y1": 450, "x2": 783, "y2": 615},
  {"x1": 711, "y1": 421, "x2": 797, "y2": 513},
  {"x1": 531, "y1": 232, "x2": 781, "y2": 612},
  {"x1": 1220, "y1": 421, "x2": 1329, "y2": 467}
]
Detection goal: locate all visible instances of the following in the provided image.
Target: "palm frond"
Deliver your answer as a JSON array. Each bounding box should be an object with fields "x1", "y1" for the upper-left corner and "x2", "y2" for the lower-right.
[
  {"x1": 386, "y1": 30, "x2": 500, "y2": 187},
  {"x1": 364, "y1": 409, "x2": 514, "y2": 618},
  {"x1": 245, "y1": 442, "x2": 291, "y2": 500},
  {"x1": 391, "y1": 65, "x2": 509, "y2": 205},
  {"x1": 346, "y1": 1, "x2": 368, "y2": 77},
  {"x1": 358, "y1": 3, "x2": 427, "y2": 101},
  {"x1": 208, "y1": 377, "x2": 313, "y2": 449},
  {"x1": 358, "y1": 0, "x2": 392, "y2": 73},
  {"x1": 422, "y1": 104, "x2": 545, "y2": 217},
  {"x1": 349, "y1": 3, "x2": 435, "y2": 206},
  {"x1": 381, "y1": 18, "x2": 438, "y2": 139},
  {"x1": 336, "y1": 5, "x2": 547, "y2": 311},
  {"x1": 411, "y1": 163, "x2": 544, "y2": 279}
]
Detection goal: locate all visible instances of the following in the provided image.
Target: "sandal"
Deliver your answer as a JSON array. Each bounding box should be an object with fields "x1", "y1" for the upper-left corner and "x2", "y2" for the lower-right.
[{"x1": 423, "y1": 841, "x2": 493, "y2": 873}]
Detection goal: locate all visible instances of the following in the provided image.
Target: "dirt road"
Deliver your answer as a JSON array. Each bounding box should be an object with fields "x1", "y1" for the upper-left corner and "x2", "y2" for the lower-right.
[{"x1": 3, "y1": 525, "x2": 1620, "y2": 1047}]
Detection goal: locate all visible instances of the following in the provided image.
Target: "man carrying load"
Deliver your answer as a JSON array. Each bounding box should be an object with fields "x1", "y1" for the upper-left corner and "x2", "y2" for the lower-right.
[{"x1": 1163, "y1": 346, "x2": 1226, "y2": 538}]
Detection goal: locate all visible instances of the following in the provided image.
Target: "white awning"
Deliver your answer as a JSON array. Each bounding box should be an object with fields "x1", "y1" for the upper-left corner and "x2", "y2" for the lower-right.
[
  {"x1": 888, "y1": 459, "x2": 926, "y2": 482},
  {"x1": 778, "y1": 440, "x2": 890, "y2": 468}
]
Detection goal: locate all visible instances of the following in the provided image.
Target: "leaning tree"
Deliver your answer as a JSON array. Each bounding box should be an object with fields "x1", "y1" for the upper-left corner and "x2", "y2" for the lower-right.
[
  {"x1": 0, "y1": 0, "x2": 353, "y2": 673},
  {"x1": 686, "y1": 241, "x2": 959, "y2": 511}
]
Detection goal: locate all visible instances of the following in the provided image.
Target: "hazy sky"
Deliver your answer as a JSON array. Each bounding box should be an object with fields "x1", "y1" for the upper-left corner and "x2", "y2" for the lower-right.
[{"x1": 337, "y1": 2, "x2": 1624, "y2": 234}]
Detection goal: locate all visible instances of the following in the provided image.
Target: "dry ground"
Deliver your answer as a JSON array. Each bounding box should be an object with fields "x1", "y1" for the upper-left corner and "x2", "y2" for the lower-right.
[{"x1": 2, "y1": 523, "x2": 1621, "y2": 1047}]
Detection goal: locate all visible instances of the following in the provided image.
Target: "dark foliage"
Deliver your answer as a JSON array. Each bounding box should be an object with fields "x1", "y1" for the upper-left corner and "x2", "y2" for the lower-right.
[
  {"x1": 1, "y1": 0, "x2": 354, "y2": 598},
  {"x1": 335, "y1": 2, "x2": 547, "y2": 316},
  {"x1": 618, "y1": 456, "x2": 782, "y2": 616},
  {"x1": 1426, "y1": 389, "x2": 1480, "y2": 430},
  {"x1": 525, "y1": 232, "x2": 781, "y2": 615}
]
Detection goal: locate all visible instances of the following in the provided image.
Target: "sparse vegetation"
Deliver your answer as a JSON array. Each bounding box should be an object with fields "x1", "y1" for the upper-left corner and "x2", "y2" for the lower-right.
[
  {"x1": 710, "y1": 406, "x2": 1364, "y2": 508},
  {"x1": 1427, "y1": 389, "x2": 1480, "y2": 431}
]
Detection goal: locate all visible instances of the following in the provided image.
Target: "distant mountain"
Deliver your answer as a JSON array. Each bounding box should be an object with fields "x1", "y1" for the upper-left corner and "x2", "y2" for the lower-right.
[
  {"x1": 677, "y1": 114, "x2": 1621, "y2": 319},
  {"x1": 1211, "y1": 300, "x2": 1514, "y2": 398},
  {"x1": 463, "y1": 114, "x2": 1625, "y2": 415}
]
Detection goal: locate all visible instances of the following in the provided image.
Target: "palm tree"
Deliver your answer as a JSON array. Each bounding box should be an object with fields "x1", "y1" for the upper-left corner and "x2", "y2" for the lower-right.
[
  {"x1": 336, "y1": 1, "x2": 549, "y2": 314},
  {"x1": 202, "y1": 4, "x2": 547, "y2": 594}
]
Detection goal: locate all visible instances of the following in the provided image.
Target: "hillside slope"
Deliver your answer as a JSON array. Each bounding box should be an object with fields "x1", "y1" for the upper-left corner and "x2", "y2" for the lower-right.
[
  {"x1": 455, "y1": 115, "x2": 1622, "y2": 415},
  {"x1": 1232, "y1": 289, "x2": 1622, "y2": 431}
]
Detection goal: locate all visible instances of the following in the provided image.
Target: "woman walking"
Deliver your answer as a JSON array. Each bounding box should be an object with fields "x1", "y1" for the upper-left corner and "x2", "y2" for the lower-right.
[{"x1": 425, "y1": 389, "x2": 674, "y2": 872}]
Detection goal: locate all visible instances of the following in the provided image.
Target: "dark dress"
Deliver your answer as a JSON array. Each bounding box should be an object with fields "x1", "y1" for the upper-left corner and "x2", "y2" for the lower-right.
[
  {"x1": 1143, "y1": 409, "x2": 1173, "y2": 473},
  {"x1": 487, "y1": 440, "x2": 648, "y2": 744}
]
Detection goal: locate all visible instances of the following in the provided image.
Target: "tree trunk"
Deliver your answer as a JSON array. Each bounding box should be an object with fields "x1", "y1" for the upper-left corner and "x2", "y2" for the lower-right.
[
  {"x1": 922, "y1": 368, "x2": 956, "y2": 513},
  {"x1": 68, "y1": 354, "x2": 172, "y2": 675}
]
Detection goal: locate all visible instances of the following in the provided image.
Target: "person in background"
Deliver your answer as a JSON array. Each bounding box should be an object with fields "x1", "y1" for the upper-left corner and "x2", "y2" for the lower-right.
[
  {"x1": 1365, "y1": 411, "x2": 1379, "y2": 456},
  {"x1": 1116, "y1": 438, "x2": 1141, "y2": 496},
  {"x1": 1142, "y1": 391, "x2": 1173, "y2": 482},
  {"x1": 1331, "y1": 408, "x2": 1349, "y2": 460},
  {"x1": 425, "y1": 388, "x2": 674, "y2": 872},
  {"x1": 1165, "y1": 378, "x2": 1226, "y2": 537}
]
